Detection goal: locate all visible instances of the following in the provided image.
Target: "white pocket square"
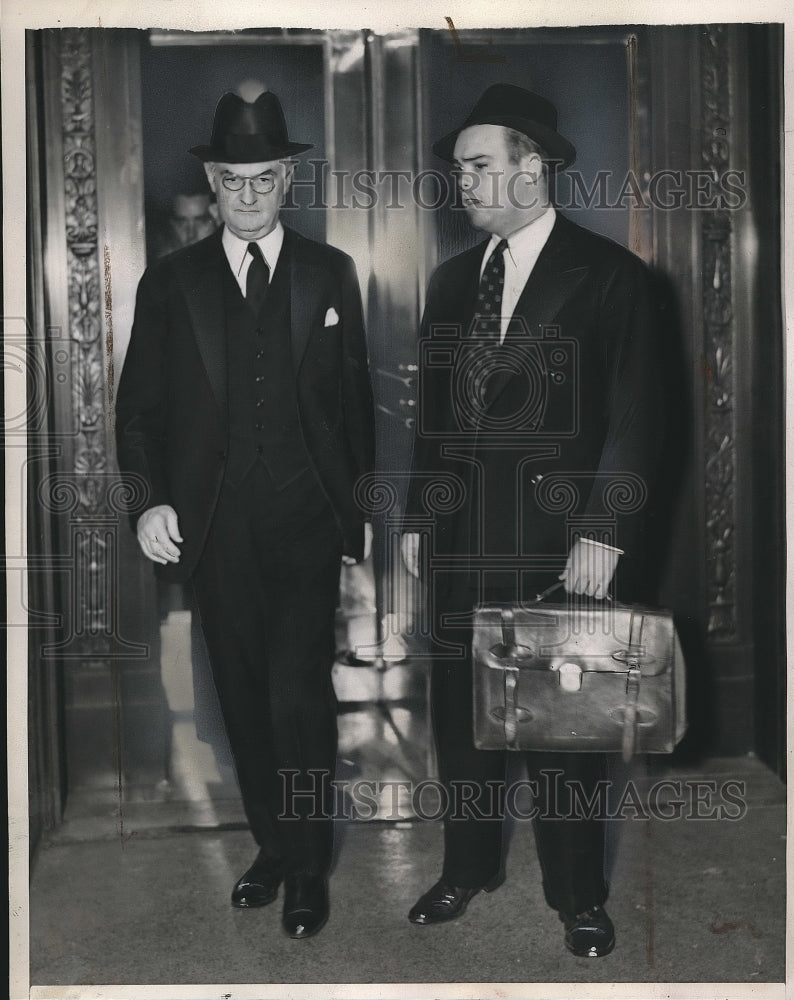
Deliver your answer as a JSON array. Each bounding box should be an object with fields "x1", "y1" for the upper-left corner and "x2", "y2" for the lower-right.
[{"x1": 324, "y1": 307, "x2": 339, "y2": 327}]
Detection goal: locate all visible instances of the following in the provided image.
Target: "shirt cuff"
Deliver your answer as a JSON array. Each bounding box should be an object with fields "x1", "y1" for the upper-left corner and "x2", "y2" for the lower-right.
[{"x1": 579, "y1": 537, "x2": 625, "y2": 556}]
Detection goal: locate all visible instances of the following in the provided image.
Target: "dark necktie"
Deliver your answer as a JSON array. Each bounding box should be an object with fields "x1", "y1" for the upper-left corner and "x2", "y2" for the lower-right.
[
  {"x1": 473, "y1": 238, "x2": 508, "y2": 338},
  {"x1": 245, "y1": 242, "x2": 270, "y2": 314}
]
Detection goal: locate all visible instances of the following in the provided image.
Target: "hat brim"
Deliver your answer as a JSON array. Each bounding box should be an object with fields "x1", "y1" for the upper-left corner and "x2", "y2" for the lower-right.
[
  {"x1": 189, "y1": 140, "x2": 313, "y2": 163},
  {"x1": 432, "y1": 117, "x2": 575, "y2": 170}
]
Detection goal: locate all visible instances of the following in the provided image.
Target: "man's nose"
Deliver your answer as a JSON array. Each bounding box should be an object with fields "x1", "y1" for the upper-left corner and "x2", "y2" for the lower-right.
[
  {"x1": 239, "y1": 179, "x2": 258, "y2": 204},
  {"x1": 458, "y1": 172, "x2": 475, "y2": 192}
]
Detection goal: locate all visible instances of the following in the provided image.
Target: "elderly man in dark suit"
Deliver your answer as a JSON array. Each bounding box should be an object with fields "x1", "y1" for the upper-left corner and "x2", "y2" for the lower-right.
[
  {"x1": 402, "y1": 85, "x2": 665, "y2": 957},
  {"x1": 116, "y1": 91, "x2": 374, "y2": 939}
]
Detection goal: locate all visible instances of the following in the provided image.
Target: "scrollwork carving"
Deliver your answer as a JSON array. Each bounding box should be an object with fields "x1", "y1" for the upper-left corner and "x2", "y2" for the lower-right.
[
  {"x1": 421, "y1": 474, "x2": 466, "y2": 515},
  {"x1": 58, "y1": 28, "x2": 112, "y2": 657},
  {"x1": 107, "y1": 474, "x2": 151, "y2": 516},
  {"x1": 354, "y1": 474, "x2": 400, "y2": 515},
  {"x1": 701, "y1": 24, "x2": 737, "y2": 638},
  {"x1": 602, "y1": 474, "x2": 648, "y2": 515},
  {"x1": 38, "y1": 475, "x2": 82, "y2": 516},
  {"x1": 535, "y1": 475, "x2": 580, "y2": 515}
]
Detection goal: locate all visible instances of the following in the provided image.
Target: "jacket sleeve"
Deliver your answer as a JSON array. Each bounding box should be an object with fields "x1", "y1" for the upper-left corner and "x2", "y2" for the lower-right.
[
  {"x1": 583, "y1": 253, "x2": 667, "y2": 557},
  {"x1": 115, "y1": 264, "x2": 173, "y2": 521}
]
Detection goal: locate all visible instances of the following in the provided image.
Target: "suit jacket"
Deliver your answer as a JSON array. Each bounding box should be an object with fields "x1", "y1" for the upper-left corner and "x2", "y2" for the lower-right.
[
  {"x1": 116, "y1": 225, "x2": 375, "y2": 582},
  {"x1": 406, "y1": 213, "x2": 666, "y2": 600}
]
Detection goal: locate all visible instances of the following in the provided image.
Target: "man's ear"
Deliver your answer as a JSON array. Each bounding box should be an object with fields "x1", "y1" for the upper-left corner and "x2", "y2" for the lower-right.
[
  {"x1": 521, "y1": 151, "x2": 543, "y2": 182},
  {"x1": 282, "y1": 159, "x2": 296, "y2": 193},
  {"x1": 203, "y1": 162, "x2": 217, "y2": 194},
  {"x1": 522, "y1": 152, "x2": 549, "y2": 191}
]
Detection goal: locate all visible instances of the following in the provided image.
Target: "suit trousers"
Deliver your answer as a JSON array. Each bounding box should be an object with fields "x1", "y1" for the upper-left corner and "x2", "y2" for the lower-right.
[
  {"x1": 431, "y1": 615, "x2": 610, "y2": 917},
  {"x1": 192, "y1": 461, "x2": 342, "y2": 876}
]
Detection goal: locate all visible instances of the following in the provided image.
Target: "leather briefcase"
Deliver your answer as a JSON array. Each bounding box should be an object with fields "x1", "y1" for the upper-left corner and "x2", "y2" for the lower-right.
[{"x1": 472, "y1": 593, "x2": 686, "y2": 761}]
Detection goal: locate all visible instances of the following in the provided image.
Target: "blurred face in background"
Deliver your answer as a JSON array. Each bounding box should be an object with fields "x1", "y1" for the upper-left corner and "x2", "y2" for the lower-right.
[{"x1": 169, "y1": 193, "x2": 217, "y2": 247}]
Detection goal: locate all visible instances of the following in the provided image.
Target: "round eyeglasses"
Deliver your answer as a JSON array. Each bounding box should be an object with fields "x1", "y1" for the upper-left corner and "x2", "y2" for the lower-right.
[{"x1": 220, "y1": 173, "x2": 276, "y2": 195}]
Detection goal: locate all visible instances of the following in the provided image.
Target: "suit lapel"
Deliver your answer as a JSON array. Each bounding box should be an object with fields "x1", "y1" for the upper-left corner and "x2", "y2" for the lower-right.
[
  {"x1": 484, "y1": 216, "x2": 589, "y2": 413},
  {"x1": 282, "y1": 228, "x2": 323, "y2": 373},
  {"x1": 507, "y1": 217, "x2": 589, "y2": 339},
  {"x1": 177, "y1": 230, "x2": 228, "y2": 414}
]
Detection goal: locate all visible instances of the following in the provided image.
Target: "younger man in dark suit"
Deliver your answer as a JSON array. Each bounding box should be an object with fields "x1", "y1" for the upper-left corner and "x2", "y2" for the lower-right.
[
  {"x1": 116, "y1": 90, "x2": 374, "y2": 939},
  {"x1": 402, "y1": 85, "x2": 665, "y2": 956}
]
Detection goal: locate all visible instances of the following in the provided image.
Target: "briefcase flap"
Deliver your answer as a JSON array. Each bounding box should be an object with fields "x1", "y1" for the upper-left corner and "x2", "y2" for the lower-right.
[
  {"x1": 472, "y1": 603, "x2": 675, "y2": 678},
  {"x1": 471, "y1": 601, "x2": 686, "y2": 756}
]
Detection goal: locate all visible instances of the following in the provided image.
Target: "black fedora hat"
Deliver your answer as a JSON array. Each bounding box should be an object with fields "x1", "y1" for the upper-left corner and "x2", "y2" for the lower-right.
[
  {"x1": 432, "y1": 83, "x2": 576, "y2": 169},
  {"x1": 189, "y1": 90, "x2": 313, "y2": 163}
]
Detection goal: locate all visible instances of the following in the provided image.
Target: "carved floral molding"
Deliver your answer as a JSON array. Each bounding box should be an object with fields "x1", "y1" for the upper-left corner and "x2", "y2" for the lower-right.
[
  {"x1": 57, "y1": 28, "x2": 112, "y2": 650},
  {"x1": 701, "y1": 24, "x2": 737, "y2": 640}
]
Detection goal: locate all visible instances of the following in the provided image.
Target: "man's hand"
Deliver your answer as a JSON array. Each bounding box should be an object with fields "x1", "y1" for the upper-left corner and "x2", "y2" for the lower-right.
[
  {"x1": 342, "y1": 521, "x2": 373, "y2": 566},
  {"x1": 136, "y1": 504, "x2": 183, "y2": 565},
  {"x1": 401, "y1": 532, "x2": 420, "y2": 578},
  {"x1": 558, "y1": 538, "x2": 623, "y2": 598}
]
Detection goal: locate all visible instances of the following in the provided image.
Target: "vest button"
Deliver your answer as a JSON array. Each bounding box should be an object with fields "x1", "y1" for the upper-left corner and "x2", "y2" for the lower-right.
[
  {"x1": 256, "y1": 445, "x2": 264, "y2": 454},
  {"x1": 256, "y1": 399, "x2": 265, "y2": 408},
  {"x1": 256, "y1": 350, "x2": 264, "y2": 360},
  {"x1": 255, "y1": 422, "x2": 263, "y2": 431},
  {"x1": 255, "y1": 375, "x2": 265, "y2": 382},
  {"x1": 256, "y1": 327, "x2": 264, "y2": 336}
]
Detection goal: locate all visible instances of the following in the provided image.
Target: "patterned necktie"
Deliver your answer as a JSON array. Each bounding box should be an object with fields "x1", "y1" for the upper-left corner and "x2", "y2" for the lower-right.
[
  {"x1": 473, "y1": 238, "x2": 508, "y2": 338},
  {"x1": 245, "y1": 242, "x2": 270, "y2": 314}
]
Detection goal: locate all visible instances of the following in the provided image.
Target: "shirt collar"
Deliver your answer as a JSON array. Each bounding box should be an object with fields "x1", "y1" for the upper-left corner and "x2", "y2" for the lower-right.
[
  {"x1": 487, "y1": 205, "x2": 556, "y2": 266},
  {"x1": 222, "y1": 221, "x2": 285, "y2": 278}
]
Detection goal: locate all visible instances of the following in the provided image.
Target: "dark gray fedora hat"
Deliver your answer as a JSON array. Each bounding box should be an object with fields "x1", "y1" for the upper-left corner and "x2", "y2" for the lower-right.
[
  {"x1": 432, "y1": 83, "x2": 576, "y2": 169},
  {"x1": 189, "y1": 91, "x2": 313, "y2": 163}
]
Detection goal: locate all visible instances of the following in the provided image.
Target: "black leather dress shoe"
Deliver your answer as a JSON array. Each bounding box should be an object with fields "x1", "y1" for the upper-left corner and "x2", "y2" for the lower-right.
[
  {"x1": 560, "y1": 905, "x2": 615, "y2": 957},
  {"x1": 282, "y1": 874, "x2": 329, "y2": 939},
  {"x1": 231, "y1": 852, "x2": 283, "y2": 908},
  {"x1": 408, "y1": 875, "x2": 504, "y2": 925}
]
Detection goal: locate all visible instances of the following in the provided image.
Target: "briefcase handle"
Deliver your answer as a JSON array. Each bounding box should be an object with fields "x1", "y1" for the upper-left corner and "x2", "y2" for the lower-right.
[{"x1": 532, "y1": 581, "x2": 613, "y2": 604}]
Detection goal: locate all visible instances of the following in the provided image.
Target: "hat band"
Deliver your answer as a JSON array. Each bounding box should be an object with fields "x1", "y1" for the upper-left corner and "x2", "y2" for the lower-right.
[{"x1": 220, "y1": 133, "x2": 289, "y2": 161}]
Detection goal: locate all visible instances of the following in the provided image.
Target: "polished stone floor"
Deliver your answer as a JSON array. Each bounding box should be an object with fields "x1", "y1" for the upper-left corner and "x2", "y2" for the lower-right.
[
  {"x1": 28, "y1": 758, "x2": 786, "y2": 992},
  {"x1": 25, "y1": 610, "x2": 788, "y2": 997}
]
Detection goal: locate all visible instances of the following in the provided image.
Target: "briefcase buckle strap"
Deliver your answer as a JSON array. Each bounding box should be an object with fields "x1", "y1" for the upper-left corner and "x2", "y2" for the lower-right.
[
  {"x1": 619, "y1": 610, "x2": 644, "y2": 761},
  {"x1": 499, "y1": 609, "x2": 524, "y2": 749},
  {"x1": 622, "y1": 665, "x2": 642, "y2": 762},
  {"x1": 503, "y1": 666, "x2": 521, "y2": 750},
  {"x1": 485, "y1": 607, "x2": 536, "y2": 671},
  {"x1": 502, "y1": 607, "x2": 516, "y2": 649},
  {"x1": 612, "y1": 647, "x2": 657, "y2": 667},
  {"x1": 612, "y1": 609, "x2": 656, "y2": 669}
]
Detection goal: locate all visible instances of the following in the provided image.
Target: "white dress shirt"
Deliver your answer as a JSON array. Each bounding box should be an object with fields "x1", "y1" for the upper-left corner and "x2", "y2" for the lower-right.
[
  {"x1": 222, "y1": 222, "x2": 285, "y2": 295},
  {"x1": 479, "y1": 205, "x2": 556, "y2": 344}
]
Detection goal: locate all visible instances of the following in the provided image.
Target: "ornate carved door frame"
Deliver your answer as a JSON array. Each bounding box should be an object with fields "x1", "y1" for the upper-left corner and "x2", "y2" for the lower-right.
[
  {"x1": 27, "y1": 28, "x2": 169, "y2": 840},
  {"x1": 649, "y1": 24, "x2": 784, "y2": 770}
]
